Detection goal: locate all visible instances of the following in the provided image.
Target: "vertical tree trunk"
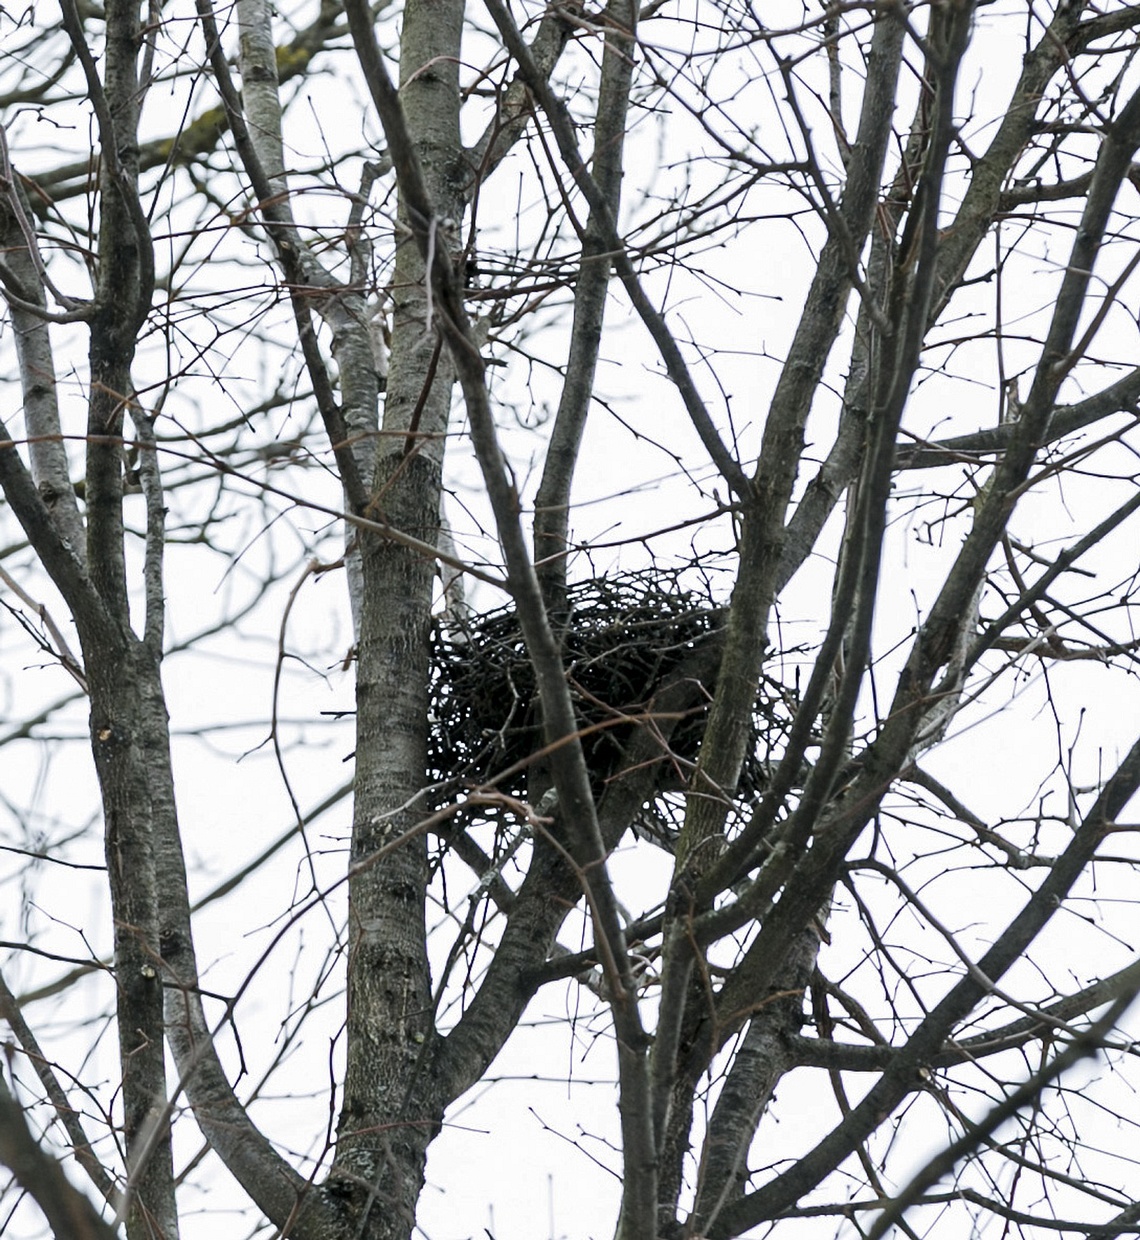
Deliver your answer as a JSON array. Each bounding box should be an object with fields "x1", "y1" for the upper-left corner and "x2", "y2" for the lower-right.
[
  {"x1": 335, "y1": 0, "x2": 466, "y2": 1233},
  {"x1": 84, "y1": 638, "x2": 178, "y2": 1240},
  {"x1": 72, "y1": 0, "x2": 175, "y2": 1231}
]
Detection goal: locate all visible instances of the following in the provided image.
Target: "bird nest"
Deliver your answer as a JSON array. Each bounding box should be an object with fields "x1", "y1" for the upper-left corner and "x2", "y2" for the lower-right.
[{"x1": 429, "y1": 571, "x2": 786, "y2": 817}]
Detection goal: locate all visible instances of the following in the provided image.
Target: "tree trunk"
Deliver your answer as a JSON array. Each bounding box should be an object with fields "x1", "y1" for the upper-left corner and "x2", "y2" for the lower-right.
[{"x1": 334, "y1": 0, "x2": 466, "y2": 1232}]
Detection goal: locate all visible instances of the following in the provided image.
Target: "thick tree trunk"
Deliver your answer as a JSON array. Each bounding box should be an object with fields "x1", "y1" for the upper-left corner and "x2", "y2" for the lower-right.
[
  {"x1": 334, "y1": 0, "x2": 466, "y2": 1232},
  {"x1": 83, "y1": 631, "x2": 178, "y2": 1240}
]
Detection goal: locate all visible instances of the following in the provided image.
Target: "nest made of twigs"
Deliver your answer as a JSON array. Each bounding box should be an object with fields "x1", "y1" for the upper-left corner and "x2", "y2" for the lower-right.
[{"x1": 429, "y1": 570, "x2": 785, "y2": 813}]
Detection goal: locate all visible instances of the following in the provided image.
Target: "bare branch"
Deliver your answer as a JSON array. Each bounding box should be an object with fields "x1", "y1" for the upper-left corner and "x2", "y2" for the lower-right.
[{"x1": 0, "y1": 1073, "x2": 122, "y2": 1240}]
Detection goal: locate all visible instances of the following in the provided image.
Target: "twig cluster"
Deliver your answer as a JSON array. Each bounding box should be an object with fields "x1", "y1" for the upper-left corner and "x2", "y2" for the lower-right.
[{"x1": 429, "y1": 570, "x2": 784, "y2": 813}]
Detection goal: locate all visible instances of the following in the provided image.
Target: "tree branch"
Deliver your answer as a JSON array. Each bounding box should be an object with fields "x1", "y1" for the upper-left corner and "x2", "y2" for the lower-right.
[
  {"x1": 534, "y1": 0, "x2": 638, "y2": 610},
  {"x1": 0, "y1": 970, "x2": 122, "y2": 1210},
  {"x1": 866, "y1": 978, "x2": 1140, "y2": 1240},
  {"x1": 0, "y1": 1074, "x2": 122, "y2": 1240},
  {"x1": 481, "y1": 0, "x2": 750, "y2": 499},
  {"x1": 711, "y1": 730, "x2": 1140, "y2": 1237}
]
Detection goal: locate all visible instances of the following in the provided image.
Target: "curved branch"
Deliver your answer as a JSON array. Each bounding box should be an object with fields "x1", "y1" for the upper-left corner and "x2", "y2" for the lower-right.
[
  {"x1": 785, "y1": 960, "x2": 1140, "y2": 1072},
  {"x1": 710, "y1": 731, "x2": 1140, "y2": 1238},
  {"x1": 465, "y1": 8, "x2": 575, "y2": 183},
  {"x1": 0, "y1": 1075, "x2": 121, "y2": 1240},
  {"x1": 140, "y1": 655, "x2": 337, "y2": 1237},
  {"x1": 0, "y1": 418, "x2": 111, "y2": 648},
  {"x1": 0, "y1": 970, "x2": 121, "y2": 1210},
  {"x1": 898, "y1": 369, "x2": 1140, "y2": 470},
  {"x1": 865, "y1": 980, "x2": 1140, "y2": 1240}
]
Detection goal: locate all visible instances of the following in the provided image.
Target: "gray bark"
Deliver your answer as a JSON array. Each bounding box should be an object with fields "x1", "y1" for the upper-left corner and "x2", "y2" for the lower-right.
[
  {"x1": 533, "y1": 0, "x2": 638, "y2": 611},
  {"x1": 56, "y1": 0, "x2": 176, "y2": 1232},
  {"x1": 0, "y1": 177, "x2": 85, "y2": 563},
  {"x1": 335, "y1": 0, "x2": 467, "y2": 1229}
]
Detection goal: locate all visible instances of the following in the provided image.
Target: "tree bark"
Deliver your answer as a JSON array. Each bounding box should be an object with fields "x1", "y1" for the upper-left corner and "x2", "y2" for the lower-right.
[{"x1": 335, "y1": 0, "x2": 466, "y2": 1231}]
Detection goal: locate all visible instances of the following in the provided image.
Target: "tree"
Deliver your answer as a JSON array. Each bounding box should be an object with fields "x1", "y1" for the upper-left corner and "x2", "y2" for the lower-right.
[{"x1": 3, "y1": 0, "x2": 1140, "y2": 1236}]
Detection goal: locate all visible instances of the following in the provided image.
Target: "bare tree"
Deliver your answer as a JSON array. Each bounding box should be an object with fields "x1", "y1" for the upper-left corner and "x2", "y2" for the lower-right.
[{"x1": 3, "y1": 1, "x2": 1140, "y2": 1238}]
